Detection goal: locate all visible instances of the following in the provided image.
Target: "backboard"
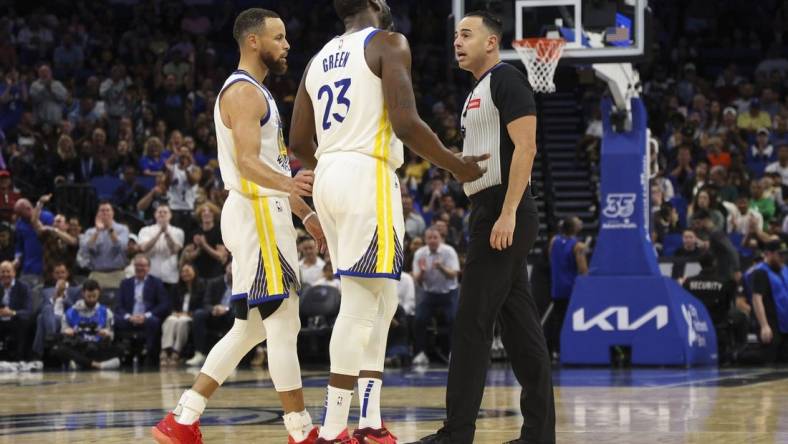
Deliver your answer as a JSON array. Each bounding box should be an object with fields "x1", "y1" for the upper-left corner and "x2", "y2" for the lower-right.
[{"x1": 454, "y1": 0, "x2": 650, "y2": 63}]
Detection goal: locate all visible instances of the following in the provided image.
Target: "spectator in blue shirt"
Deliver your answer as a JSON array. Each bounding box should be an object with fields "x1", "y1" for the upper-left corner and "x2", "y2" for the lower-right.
[
  {"x1": 13, "y1": 197, "x2": 53, "y2": 291},
  {"x1": 0, "y1": 69, "x2": 27, "y2": 134},
  {"x1": 52, "y1": 34, "x2": 84, "y2": 79},
  {"x1": 746, "y1": 128, "x2": 777, "y2": 179},
  {"x1": 78, "y1": 201, "x2": 129, "y2": 289},
  {"x1": 140, "y1": 136, "x2": 171, "y2": 177}
]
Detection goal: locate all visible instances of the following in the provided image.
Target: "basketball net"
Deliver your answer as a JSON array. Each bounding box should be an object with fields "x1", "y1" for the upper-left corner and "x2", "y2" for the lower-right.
[{"x1": 512, "y1": 38, "x2": 565, "y2": 93}]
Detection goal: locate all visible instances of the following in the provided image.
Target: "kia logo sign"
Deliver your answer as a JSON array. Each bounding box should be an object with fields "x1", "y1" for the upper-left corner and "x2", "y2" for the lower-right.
[{"x1": 572, "y1": 306, "x2": 669, "y2": 331}]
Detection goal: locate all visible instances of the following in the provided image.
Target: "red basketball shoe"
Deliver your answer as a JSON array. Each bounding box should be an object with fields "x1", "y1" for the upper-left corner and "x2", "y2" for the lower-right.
[
  {"x1": 290, "y1": 426, "x2": 320, "y2": 444},
  {"x1": 315, "y1": 428, "x2": 360, "y2": 443},
  {"x1": 353, "y1": 423, "x2": 398, "y2": 443},
  {"x1": 151, "y1": 412, "x2": 203, "y2": 444}
]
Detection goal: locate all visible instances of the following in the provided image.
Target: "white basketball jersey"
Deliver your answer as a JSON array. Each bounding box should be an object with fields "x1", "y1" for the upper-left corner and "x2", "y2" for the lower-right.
[
  {"x1": 305, "y1": 27, "x2": 404, "y2": 169},
  {"x1": 215, "y1": 69, "x2": 291, "y2": 198}
]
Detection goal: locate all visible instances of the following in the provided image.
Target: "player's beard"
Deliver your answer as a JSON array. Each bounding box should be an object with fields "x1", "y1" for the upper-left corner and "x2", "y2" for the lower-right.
[
  {"x1": 379, "y1": 3, "x2": 394, "y2": 31},
  {"x1": 261, "y1": 50, "x2": 288, "y2": 75}
]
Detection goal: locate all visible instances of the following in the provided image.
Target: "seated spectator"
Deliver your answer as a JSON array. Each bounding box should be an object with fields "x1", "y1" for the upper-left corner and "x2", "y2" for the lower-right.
[
  {"x1": 140, "y1": 136, "x2": 170, "y2": 177},
  {"x1": 669, "y1": 145, "x2": 695, "y2": 190},
  {"x1": 0, "y1": 261, "x2": 32, "y2": 361},
  {"x1": 50, "y1": 279, "x2": 122, "y2": 370},
  {"x1": 652, "y1": 201, "x2": 681, "y2": 245},
  {"x1": 411, "y1": 228, "x2": 459, "y2": 366},
  {"x1": 683, "y1": 253, "x2": 746, "y2": 363},
  {"x1": 737, "y1": 99, "x2": 772, "y2": 136},
  {"x1": 729, "y1": 194, "x2": 764, "y2": 237},
  {"x1": 113, "y1": 166, "x2": 148, "y2": 213},
  {"x1": 312, "y1": 261, "x2": 340, "y2": 290},
  {"x1": 0, "y1": 225, "x2": 14, "y2": 263},
  {"x1": 547, "y1": 217, "x2": 588, "y2": 357},
  {"x1": 705, "y1": 137, "x2": 731, "y2": 169},
  {"x1": 687, "y1": 189, "x2": 725, "y2": 232},
  {"x1": 682, "y1": 161, "x2": 709, "y2": 200},
  {"x1": 182, "y1": 202, "x2": 227, "y2": 280},
  {"x1": 114, "y1": 254, "x2": 170, "y2": 367},
  {"x1": 33, "y1": 263, "x2": 81, "y2": 358},
  {"x1": 772, "y1": 115, "x2": 788, "y2": 147},
  {"x1": 160, "y1": 263, "x2": 205, "y2": 367},
  {"x1": 187, "y1": 262, "x2": 234, "y2": 367},
  {"x1": 138, "y1": 204, "x2": 183, "y2": 288},
  {"x1": 137, "y1": 172, "x2": 171, "y2": 221},
  {"x1": 708, "y1": 165, "x2": 738, "y2": 203},
  {"x1": 745, "y1": 128, "x2": 776, "y2": 179},
  {"x1": 675, "y1": 229, "x2": 703, "y2": 260},
  {"x1": 747, "y1": 241, "x2": 788, "y2": 363},
  {"x1": 403, "y1": 193, "x2": 426, "y2": 239},
  {"x1": 750, "y1": 179, "x2": 776, "y2": 226},
  {"x1": 299, "y1": 237, "x2": 325, "y2": 288},
  {"x1": 79, "y1": 201, "x2": 129, "y2": 289},
  {"x1": 76, "y1": 140, "x2": 106, "y2": 182}
]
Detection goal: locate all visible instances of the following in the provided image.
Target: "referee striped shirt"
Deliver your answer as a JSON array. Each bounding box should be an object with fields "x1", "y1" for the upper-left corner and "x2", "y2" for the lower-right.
[{"x1": 460, "y1": 62, "x2": 536, "y2": 197}]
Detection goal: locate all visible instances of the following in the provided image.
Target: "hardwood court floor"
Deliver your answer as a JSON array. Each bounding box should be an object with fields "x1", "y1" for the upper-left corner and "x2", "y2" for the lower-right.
[{"x1": 2, "y1": 365, "x2": 788, "y2": 443}]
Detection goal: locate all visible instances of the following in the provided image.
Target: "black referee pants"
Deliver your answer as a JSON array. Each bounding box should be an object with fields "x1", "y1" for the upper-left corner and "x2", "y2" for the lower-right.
[{"x1": 444, "y1": 187, "x2": 555, "y2": 444}]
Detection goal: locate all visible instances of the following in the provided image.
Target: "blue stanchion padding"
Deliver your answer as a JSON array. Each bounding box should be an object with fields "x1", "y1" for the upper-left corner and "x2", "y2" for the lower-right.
[
  {"x1": 561, "y1": 276, "x2": 717, "y2": 366},
  {"x1": 589, "y1": 98, "x2": 659, "y2": 276},
  {"x1": 561, "y1": 98, "x2": 717, "y2": 366}
]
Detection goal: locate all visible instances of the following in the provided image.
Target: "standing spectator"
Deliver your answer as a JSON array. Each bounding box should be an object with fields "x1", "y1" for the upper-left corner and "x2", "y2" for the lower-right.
[
  {"x1": 32, "y1": 263, "x2": 81, "y2": 358},
  {"x1": 160, "y1": 263, "x2": 205, "y2": 366},
  {"x1": 52, "y1": 34, "x2": 84, "y2": 79},
  {"x1": 547, "y1": 217, "x2": 588, "y2": 357},
  {"x1": 746, "y1": 128, "x2": 777, "y2": 179},
  {"x1": 79, "y1": 201, "x2": 129, "y2": 289},
  {"x1": 13, "y1": 197, "x2": 52, "y2": 290},
  {"x1": 0, "y1": 170, "x2": 19, "y2": 221},
  {"x1": 28, "y1": 64, "x2": 68, "y2": 127},
  {"x1": 674, "y1": 229, "x2": 703, "y2": 260},
  {"x1": 765, "y1": 144, "x2": 788, "y2": 188},
  {"x1": 403, "y1": 193, "x2": 426, "y2": 239},
  {"x1": 155, "y1": 73, "x2": 186, "y2": 129},
  {"x1": 166, "y1": 147, "x2": 201, "y2": 229},
  {"x1": 0, "y1": 261, "x2": 32, "y2": 361},
  {"x1": 748, "y1": 241, "x2": 788, "y2": 363},
  {"x1": 51, "y1": 279, "x2": 122, "y2": 370},
  {"x1": 100, "y1": 64, "x2": 131, "y2": 126},
  {"x1": 411, "y1": 228, "x2": 460, "y2": 366},
  {"x1": 50, "y1": 135, "x2": 80, "y2": 184},
  {"x1": 38, "y1": 209, "x2": 79, "y2": 282},
  {"x1": 187, "y1": 262, "x2": 234, "y2": 367},
  {"x1": 181, "y1": 202, "x2": 227, "y2": 279},
  {"x1": 114, "y1": 254, "x2": 170, "y2": 367},
  {"x1": 138, "y1": 204, "x2": 183, "y2": 287},
  {"x1": 0, "y1": 68, "x2": 28, "y2": 134},
  {"x1": 136, "y1": 172, "x2": 171, "y2": 220},
  {"x1": 140, "y1": 136, "x2": 170, "y2": 177},
  {"x1": 299, "y1": 237, "x2": 325, "y2": 288}
]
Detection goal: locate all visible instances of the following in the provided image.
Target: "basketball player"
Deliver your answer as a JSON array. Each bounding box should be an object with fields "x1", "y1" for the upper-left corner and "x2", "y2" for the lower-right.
[
  {"x1": 289, "y1": 1, "x2": 487, "y2": 442},
  {"x1": 152, "y1": 9, "x2": 322, "y2": 444}
]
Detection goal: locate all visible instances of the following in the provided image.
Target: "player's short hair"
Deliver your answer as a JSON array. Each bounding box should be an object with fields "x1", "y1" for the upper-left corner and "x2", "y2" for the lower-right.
[
  {"x1": 464, "y1": 10, "x2": 503, "y2": 39},
  {"x1": 233, "y1": 8, "x2": 280, "y2": 45},
  {"x1": 334, "y1": 0, "x2": 369, "y2": 20}
]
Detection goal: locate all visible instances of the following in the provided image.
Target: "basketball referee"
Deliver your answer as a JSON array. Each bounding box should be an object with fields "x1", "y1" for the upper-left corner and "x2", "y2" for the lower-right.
[{"x1": 412, "y1": 10, "x2": 556, "y2": 444}]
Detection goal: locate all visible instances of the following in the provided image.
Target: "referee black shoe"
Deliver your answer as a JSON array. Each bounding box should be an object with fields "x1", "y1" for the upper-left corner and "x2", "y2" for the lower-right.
[{"x1": 406, "y1": 431, "x2": 450, "y2": 443}]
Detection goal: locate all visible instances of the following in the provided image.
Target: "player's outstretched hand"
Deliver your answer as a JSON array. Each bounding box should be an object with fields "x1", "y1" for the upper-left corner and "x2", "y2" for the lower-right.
[
  {"x1": 304, "y1": 214, "x2": 327, "y2": 254},
  {"x1": 291, "y1": 169, "x2": 314, "y2": 196},
  {"x1": 452, "y1": 154, "x2": 489, "y2": 183}
]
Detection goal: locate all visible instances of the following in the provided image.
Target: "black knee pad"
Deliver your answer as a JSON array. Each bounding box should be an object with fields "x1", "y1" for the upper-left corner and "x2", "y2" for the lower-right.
[{"x1": 232, "y1": 299, "x2": 249, "y2": 321}]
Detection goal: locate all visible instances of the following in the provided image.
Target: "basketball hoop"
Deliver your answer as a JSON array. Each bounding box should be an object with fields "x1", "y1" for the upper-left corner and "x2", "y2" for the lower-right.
[{"x1": 512, "y1": 38, "x2": 565, "y2": 93}]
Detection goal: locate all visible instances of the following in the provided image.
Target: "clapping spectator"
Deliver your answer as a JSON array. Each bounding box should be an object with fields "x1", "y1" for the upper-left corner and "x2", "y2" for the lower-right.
[
  {"x1": 138, "y1": 204, "x2": 183, "y2": 288},
  {"x1": 181, "y1": 202, "x2": 227, "y2": 279},
  {"x1": 670, "y1": 145, "x2": 694, "y2": 190},
  {"x1": 160, "y1": 263, "x2": 204, "y2": 366},
  {"x1": 32, "y1": 263, "x2": 81, "y2": 358},
  {"x1": 28, "y1": 64, "x2": 68, "y2": 126},
  {"x1": 165, "y1": 146, "x2": 201, "y2": 229},
  {"x1": 79, "y1": 201, "x2": 129, "y2": 289},
  {"x1": 0, "y1": 68, "x2": 28, "y2": 134},
  {"x1": 136, "y1": 172, "x2": 170, "y2": 220},
  {"x1": 746, "y1": 128, "x2": 776, "y2": 179}
]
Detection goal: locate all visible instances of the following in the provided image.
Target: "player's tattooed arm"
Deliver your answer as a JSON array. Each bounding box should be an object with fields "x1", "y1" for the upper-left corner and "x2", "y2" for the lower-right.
[
  {"x1": 289, "y1": 58, "x2": 318, "y2": 170},
  {"x1": 375, "y1": 32, "x2": 487, "y2": 183}
]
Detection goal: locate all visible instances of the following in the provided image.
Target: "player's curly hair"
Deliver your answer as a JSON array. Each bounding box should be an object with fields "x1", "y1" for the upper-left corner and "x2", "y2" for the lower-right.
[
  {"x1": 334, "y1": 0, "x2": 369, "y2": 20},
  {"x1": 232, "y1": 8, "x2": 280, "y2": 45}
]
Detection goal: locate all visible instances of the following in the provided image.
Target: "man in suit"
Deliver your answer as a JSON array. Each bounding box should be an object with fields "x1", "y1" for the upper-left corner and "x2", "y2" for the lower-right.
[
  {"x1": 0, "y1": 260, "x2": 33, "y2": 360},
  {"x1": 186, "y1": 261, "x2": 234, "y2": 367},
  {"x1": 33, "y1": 262, "x2": 82, "y2": 358},
  {"x1": 114, "y1": 254, "x2": 170, "y2": 365}
]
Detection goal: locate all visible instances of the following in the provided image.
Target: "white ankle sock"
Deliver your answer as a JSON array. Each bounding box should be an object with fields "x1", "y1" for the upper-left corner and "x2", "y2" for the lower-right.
[
  {"x1": 284, "y1": 410, "x2": 313, "y2": 442},
  {"x1": 319, "y1": 386, "x2": 353, "y2": 439},
  {"x1": 358, "y1": 378, "x2": 382, "y2": 429},
  {"x1": 174, "y1": 389, "x2": 207, "y2": 425}
]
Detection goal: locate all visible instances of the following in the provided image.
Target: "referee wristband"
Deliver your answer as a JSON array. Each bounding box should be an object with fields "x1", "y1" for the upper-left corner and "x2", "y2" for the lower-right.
[{"x1": 303, "y1": 211, "x2": 317, "y2": 224}]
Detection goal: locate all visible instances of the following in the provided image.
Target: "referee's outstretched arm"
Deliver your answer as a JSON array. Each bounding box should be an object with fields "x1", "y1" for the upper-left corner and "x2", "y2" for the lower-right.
[{"x1": 490, "y1": 115, "x2": 537, "y2": 250}]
